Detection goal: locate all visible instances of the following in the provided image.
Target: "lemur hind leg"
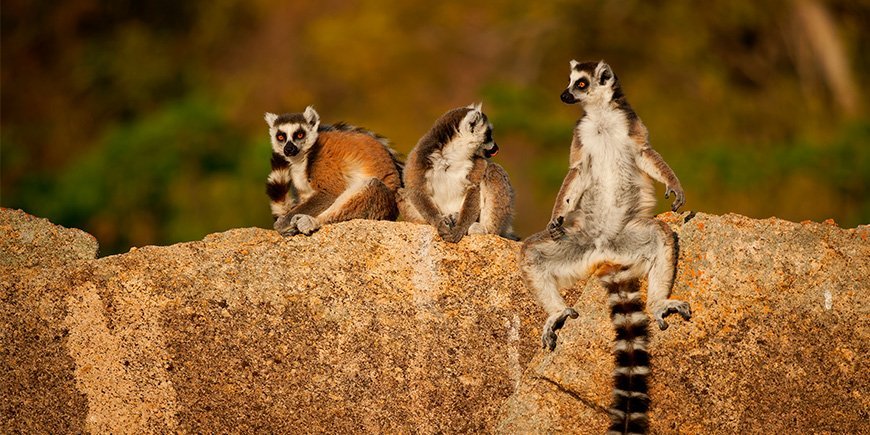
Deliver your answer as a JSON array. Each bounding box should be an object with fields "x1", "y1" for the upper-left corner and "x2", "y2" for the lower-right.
[
  {"x1": 522, "y1": 231, "x2": 596, "y2": 350},
  {"x1": 616, "y1": 218, "x2": 691, "y2": 330},
  {"x1": 469, "y1": 163, "x2": 514, "y2": 237},
  {"x1": 396, "y1": 188, "x2": 425, "y2": 223},
  {"x1": 297, "y1": 179, "x2": 398, "y2": 235}
]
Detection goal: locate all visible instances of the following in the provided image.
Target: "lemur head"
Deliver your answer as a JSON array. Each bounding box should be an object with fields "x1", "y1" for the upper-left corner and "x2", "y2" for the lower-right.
[
  {"x1": 456, "y1": 103, "x2": 499, "y2": 158},
  {"x1": 264, "y1": 106, "x2": 321, "y2": 159},
  {"x1": 560, "y1": 60, "x2": 619, "y2": 108}
]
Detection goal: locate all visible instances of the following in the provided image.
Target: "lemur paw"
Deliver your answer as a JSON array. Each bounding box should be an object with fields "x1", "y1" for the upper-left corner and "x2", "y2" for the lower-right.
[
  {"x1": 666, "y1": 186, "x2": 685, "y2": 211},
  {"x1": 547, "y1": 216, "x2": 565, "y2": 240},
  {"x1": 440, "y1": 228, "x2": 465, "y2": 243},
  {"x1": 274, "y1": 215, "x2": 300, "y2": 236},
  {"x1": 541, "y1": 307, "x2": 579, "y2": 351},
  {"x1": 437, "y1": 215, "x2": 458, "y2": 241},
  {"x1": 294, "y1": 214, "x2": 321, "y2": 235},
  {"x1": 467, "y1": 222, "x2": 487, "y2": 235},
  {"x1": 651, "y1": 299, "x2": 691, "y2": 330}
]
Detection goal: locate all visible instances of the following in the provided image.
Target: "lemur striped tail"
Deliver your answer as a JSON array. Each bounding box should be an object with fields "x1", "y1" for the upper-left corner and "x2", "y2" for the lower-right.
[
  {"x1": 266, "y1": 151, "x2": 293, "y2": 220},
  {"x1": 606, "y1": 280, "x2": 651, "y2": 435}
]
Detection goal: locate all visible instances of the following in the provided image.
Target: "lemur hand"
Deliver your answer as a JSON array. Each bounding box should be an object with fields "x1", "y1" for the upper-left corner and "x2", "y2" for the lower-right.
[
  {"x1": 437, "y1": 215, "x2": 457, "y2": 241},
  {"x1": 293, "y1": 214, "x2": 321, "y2": 235},
  {"x1": 547, "y1": 216, "x2": 565, "y2": 240},
  {"x1": 665, "y1": 185, "x2": 685, "y2": 211},
  {"x1": 274, "y1": 214, "x2": 300, "y2": 236}
]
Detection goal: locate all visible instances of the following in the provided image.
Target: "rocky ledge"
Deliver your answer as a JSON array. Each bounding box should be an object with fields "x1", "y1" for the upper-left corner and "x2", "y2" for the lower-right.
[{"x1": 1, "y1": 208, "x2": 867, "y2": 433}]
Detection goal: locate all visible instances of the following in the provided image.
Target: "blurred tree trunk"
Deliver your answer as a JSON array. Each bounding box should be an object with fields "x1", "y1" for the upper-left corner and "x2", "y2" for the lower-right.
[{"x1": 791, "y1": 0, "x2": 860, "y2": 116}]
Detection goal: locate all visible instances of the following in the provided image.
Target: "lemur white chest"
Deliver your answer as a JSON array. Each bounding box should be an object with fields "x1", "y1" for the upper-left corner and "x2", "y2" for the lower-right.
[
  {"x1": 426, "y1": 142, "x2": 473, "y2": 216},
  {"x1": 577, "y1": 109, "x2": 633, "y2": 179},
  {"x1": 289, "y1": 157, "x2": 315, "y2": 202}
]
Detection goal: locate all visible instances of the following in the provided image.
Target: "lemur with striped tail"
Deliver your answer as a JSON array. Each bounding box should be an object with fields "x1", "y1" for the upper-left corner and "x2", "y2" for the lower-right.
[
  {"x1": 265, "y1": 106, "x2": 403, "y2": 236},
  {"x1": 521, "y1": 60, "x2": 692, "y2": 434}
]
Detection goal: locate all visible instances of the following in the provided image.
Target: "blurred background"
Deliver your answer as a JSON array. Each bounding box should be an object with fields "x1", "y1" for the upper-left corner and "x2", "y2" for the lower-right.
[{"x1": 2, "y1": 0, "x2": 867, "y2": 255}]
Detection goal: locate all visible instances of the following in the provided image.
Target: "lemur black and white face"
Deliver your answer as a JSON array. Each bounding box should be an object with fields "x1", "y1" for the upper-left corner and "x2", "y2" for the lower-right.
[
  {"x1": 264, "y1": 106, "x2": 321, "y2": 159},
  {"x1": 458, "y1": 103, "x2": 499, "y2": 158},
  {"x1": 560, "y1": 60, "x2": 616, "y2": 107}
]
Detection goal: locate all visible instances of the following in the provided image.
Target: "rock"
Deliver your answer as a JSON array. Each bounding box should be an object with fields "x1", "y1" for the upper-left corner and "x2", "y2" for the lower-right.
[
  {"x1": 1, "y1": 210, "x2": 868, "y2": 433},
  {"x1": 1, "y1": 211, "x2": 538, "y2": 434},
  {"x1": 0, "y1": 208, "x2": 98, "y2": 267},
  {"x1": 497, "y1": 213, "x2": 870, "y2": 434}
]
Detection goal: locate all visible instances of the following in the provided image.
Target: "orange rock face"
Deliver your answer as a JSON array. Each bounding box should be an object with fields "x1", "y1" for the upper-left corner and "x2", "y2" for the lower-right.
[{"x1": 2, "y1": 209, "x2": 868, "y2": 434}]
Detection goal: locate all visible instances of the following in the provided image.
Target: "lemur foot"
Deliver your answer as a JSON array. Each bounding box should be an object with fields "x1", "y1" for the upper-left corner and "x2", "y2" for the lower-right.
[
  {"x1": 467, "y1": 222, "x2": 487, "y2": 235},
  {"x1": 293, "y1": 214, "x2": 321, "y2": 235},
  {"x1": 651, "y1": 299, "x2": 691, "y2": 330},
  {"x1": 547, "y1": 216, "x2": 565, "y2": 240},
  {"x1": 541, "y1": 307, "x2": 579, "y2": 351},
  {"x1": 274, "y1": 214, "x2": 300, "y2": 236}
]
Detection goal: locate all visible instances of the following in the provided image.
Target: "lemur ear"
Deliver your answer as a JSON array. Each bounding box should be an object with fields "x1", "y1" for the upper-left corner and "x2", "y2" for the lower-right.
[
  {"x1": 264, "y1": 112, "x2": 278, "y2": 127},
  {"x1": 465, "y1": 102, "x2": 483, "y2": 112},
  {"x1": 461, "y1": 107, "x2": 484, "y2": 133},
  {"x1": 303, "y1": 106, "x2": 320, "y2": 126},
  {"x1": 569, "y1": 59, "x2": 579, "y2": 69},
  {"x1": 596, "y1": 61, "x2": 613, "y2": 85}
]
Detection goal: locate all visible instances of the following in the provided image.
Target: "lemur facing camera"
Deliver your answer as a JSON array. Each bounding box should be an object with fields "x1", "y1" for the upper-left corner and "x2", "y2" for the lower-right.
[
  {"x1": 265, "y1": 106, "x2": 403, "y2": 236},
  {"x1": 521, "y1": 61, "x2": 692, "y2": 434},
  {"x1": 399, "y1": 103, "x2": 515, "y2": 243}
]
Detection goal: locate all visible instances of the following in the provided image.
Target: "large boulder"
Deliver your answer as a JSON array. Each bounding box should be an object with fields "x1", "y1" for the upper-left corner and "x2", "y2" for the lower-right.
[
  {"x1": 1, "y1": 209, "x2": 867, "y2": 433},
  {"x1": 1, "y1": 210, "x2": 538, "y2": 434}
]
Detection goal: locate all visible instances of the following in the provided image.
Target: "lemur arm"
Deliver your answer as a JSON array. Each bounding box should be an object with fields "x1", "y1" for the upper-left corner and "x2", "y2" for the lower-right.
[
  {"x1": 406, "y1": 184, "x2": 443, "y2": 227},
  {"x1": 404, "y1": 155, "x2": 444, "y2": 226},
  {"x1": 441, "y1": 158, "x2": 486, "y2": 242},
  {"x1": 630, "y1": 119, "x2": 685, "y2": 211},
  {"x1": 273, "y1": 190, "x2": 337, "y2": 235},
  {"x1": 551, "y1": 167, "x2": 581, "y2": 220},
  {"x1": 551, "y1": 131, "x2": 587, "y2": 219},
  {"x1": 286, "y1": 190, "x2": 337, "y2": 218},
  {"x1": 546, "y1": 133, "x2": 586, "y2": 240}
]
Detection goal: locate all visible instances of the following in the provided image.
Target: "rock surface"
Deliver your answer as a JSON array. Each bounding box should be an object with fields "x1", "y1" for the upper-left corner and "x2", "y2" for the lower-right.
[
  {"x1": 0, "y1": 208, "x2": 98, "y2": 267},
  {"x1": 1, "y1": 209, "x2": 868, "y2": 433},
  {"x1": 1, "y1": 209, "x2": 538, "y2": 434}
]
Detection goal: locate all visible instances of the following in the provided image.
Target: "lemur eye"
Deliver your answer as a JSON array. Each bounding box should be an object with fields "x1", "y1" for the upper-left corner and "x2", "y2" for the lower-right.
[
  {"x1": 294, "y1": 130, "x2": 306, "y2": 140},
  {"x1": 276, "y1": 132, "x2": 286, "y2": 142},
  {"x1": 576, "y1": 78, "x2": 589, "y2": 89}
]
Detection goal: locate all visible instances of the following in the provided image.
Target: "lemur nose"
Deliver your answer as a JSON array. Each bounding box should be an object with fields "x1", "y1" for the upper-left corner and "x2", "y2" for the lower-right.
[
  {"x1": 560, "y1": 90, "x2": 576, "y2": 104},
  {"x1": 485, "y1": 143, "x2": 499, "y2": 158},
  {"x1": 284, "y1": 143, "x2": 299, "y2": 157}
]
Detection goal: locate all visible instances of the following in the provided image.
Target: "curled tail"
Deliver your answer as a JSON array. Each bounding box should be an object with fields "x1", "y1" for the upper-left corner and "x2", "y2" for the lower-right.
[
  {"x1": 266, "y1": 152, "x2": 294, "y2": 220},
  {"x1": 606, "y1": 280, "x2": 651, "y2": 435}
]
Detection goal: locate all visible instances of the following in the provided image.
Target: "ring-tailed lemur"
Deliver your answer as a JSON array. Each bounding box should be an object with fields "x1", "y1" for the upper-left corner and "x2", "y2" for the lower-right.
[
  {"x1": 521, "y1": 60, "x2": 691, "y2": 434},
  {"x1": 399, "y1": 103, "x2": 516, "y2": 242},
  {"x1": 265, "y1": 106, "x2": 403, "y2": 236}
]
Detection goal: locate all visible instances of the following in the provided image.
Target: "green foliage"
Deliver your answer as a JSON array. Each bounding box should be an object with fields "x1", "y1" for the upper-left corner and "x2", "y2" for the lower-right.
[
  {"x1": 2, "y1": 0, "x2": 868, "y2": 253},
  {"x1": 10, "y1": 99, "x2": 271, "y2": 254},
  {"x1": 670, "y1": 121, "x2": 870, "y2": 226}
]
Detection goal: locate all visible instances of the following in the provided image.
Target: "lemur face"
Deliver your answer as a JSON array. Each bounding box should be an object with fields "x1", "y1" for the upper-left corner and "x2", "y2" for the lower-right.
[
  {"x1": 459, "y1": 104, "x2": 499, "y2": 158},
  {"x1": 264, "y1": 106, "x2": 321, "y2": 159},
  {"x1": 561, "y1": 60, "x2": 615, "y2": 107}
]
